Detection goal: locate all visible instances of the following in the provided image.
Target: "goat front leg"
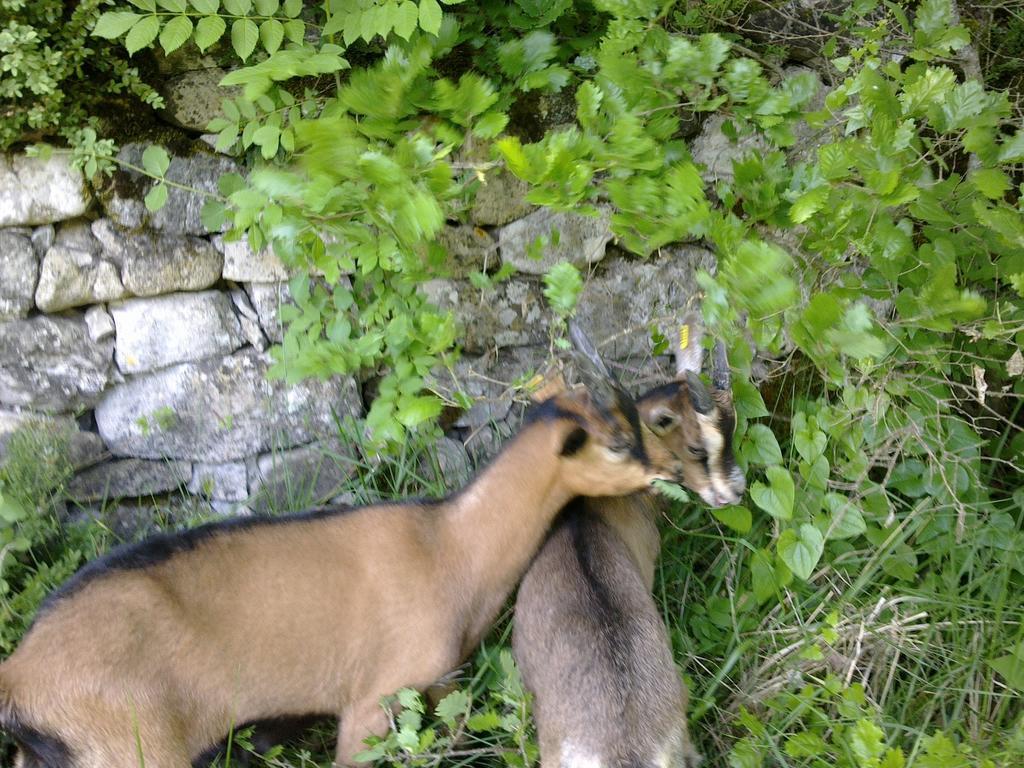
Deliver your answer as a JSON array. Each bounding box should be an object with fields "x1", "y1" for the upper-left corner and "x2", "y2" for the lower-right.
[{"x1": 334, "y1": 700, "x2": 390, "y2": 768}]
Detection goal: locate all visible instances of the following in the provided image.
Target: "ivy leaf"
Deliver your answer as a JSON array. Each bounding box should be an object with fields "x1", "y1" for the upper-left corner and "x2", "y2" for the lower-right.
[
  {"x1": 750, "y1": 548, "x2": 789, "y2": 603},
  {"x1": 194, "y1": 15, "x2": 227, "y2": 51},
  {"x1": 125, "y1": 15, "x2": 161, "y2": 55},
  {"x1": 231, "y1": 18, "x2": 260, "y2": 61},
  {"x1": 777, "y1": 524, "x2": 824, "y2": 580},
  {"x1": 822, "y1": 493, "x2": 866, "y2": 540},
  {"x1": 750, "y1": 467, "x2": 794, "y2": 520},
  {"x1": 141, "y1": 144, "x2": 170, "y2": 176},
  {"x1": 92, "y1": 12, "x2": 142, "y2": 39},
  {"x1": 743, "y1": 423, "x2": 783, "y2": 466},
  {"x1": 418, "y1": 0, "x2": 442, "y2": 35},
  {"x1": 144, "y1": 182, "x2": 169, "y2": 212},
  {"x1": 712, "y1": 505, "x2": 752, "y2": 534},
  {"x1": 159, "y1": 15, "x2": 193, "y2": 55}
]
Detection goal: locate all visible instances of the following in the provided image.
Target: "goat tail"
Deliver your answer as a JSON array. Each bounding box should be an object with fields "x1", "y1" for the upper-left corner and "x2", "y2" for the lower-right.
[{"x1": 0, "y1": 666, "x2": 73, "y2": 768}]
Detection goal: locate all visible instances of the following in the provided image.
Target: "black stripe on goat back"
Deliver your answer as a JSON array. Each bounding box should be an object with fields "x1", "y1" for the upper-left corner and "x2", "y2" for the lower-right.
[
  {"x1": 562, "y1": 500, "x2": 631, "y2": 657},
  {"x1": 33, "y1": 502, "x2": 358, "y2": 623}
]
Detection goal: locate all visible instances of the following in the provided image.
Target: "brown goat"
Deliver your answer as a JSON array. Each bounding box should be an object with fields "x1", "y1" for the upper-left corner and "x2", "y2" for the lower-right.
[
  {"x1": 513, "y1": 317, "x2": 746, "y2": 768},
  {"x1": 0, "y1": 350, "x2": 680, "y2": 768}
]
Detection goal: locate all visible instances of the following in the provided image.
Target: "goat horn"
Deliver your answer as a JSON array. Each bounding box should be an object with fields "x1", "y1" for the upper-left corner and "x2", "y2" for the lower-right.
[
  {"x1": 711, "y1": 339, "x2": 730, "y2": 391},
  {"x1": 568, "y1": 320, "x2": 619, "y2": 386}
]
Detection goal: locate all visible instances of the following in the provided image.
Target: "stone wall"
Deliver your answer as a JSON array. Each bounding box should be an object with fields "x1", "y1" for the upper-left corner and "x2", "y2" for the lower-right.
[{"x1": 0, "y1": 79, "x2": 786, "y2": 528}]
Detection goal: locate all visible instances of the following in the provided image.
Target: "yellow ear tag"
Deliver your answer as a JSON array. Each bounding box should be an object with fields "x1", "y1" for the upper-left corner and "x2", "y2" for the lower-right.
[{"x1": 679, "y1": 324, "x2": 690, "y2": 351}]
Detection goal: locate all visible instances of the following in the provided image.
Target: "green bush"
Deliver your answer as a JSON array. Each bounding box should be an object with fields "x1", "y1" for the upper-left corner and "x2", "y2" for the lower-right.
[{"x1": 0, "y1": 0, "x2": 162, "y2": 149}]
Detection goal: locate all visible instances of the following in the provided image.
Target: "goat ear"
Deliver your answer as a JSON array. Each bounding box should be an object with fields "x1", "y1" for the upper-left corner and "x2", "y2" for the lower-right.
[
  {"x1": 674, "y1": 312, "x2": 705, "y2": 377},
  {"x1": 559, "y1": 426, "x2": 589, "y2": 456},
  {"x1": 686, "y1": 370, "x2": 713, "y2": 415}
]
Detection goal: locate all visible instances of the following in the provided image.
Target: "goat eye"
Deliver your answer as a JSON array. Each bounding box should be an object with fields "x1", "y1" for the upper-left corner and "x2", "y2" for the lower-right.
[
  {"x1": 655, "y1": 414, "x2": 676, "y2": 430},
  {"x1": 688, "y1": 445, "x2": 708, "y2": 460}
]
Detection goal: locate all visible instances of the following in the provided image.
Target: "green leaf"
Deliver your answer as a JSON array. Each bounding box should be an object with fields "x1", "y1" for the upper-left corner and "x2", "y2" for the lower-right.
[
  {"x1": 790, "y1": 185, "x2": 829, "y2": 224},
  {"x1": 283, "y1": 19, "x2": 304, "y2": 42},
  {"x1": 194, "y1": 15, "x2": 227, "y2": 51},
  {"x1": 822, "y1": 493, "x2": 866, "y2": 540},
  {"x1": 744, "y1": 424, "x2": 782, "y2": 466},
  {"x1": 433, "y1": 689, "x2": 470, "y2": 726},
  {"x1": 396, "y1": 394, "x2": 443, "y2": 428},
  {"x1": 467, "y1": 709, "x2": 502, "y2": 732},
  {"x1": 712, "y1": 505, "x2": 752, "y2": 534},
  {"x1": 393, "y1": 0, "x2": 419, "y2": 39},
  {"x1": 785, "y1": 731, "x2": 828, "y2": 758},
  {"x1": 542, "y1": 262, "x2": 583, "y2": 318},
  {"x1": 144, "y1": 183, "x2": 169, "y2": 212},
  {"x1": 652, "y1": 480, "x2": 690, "y2": 503},
  {"x1": 849, "y1": 719, "x2": 887, "y2": 766},
  {"x1": 252, "y1": 124, "x2": 280, "y2": 158},
  {"x1": 141, "y1": 145, "x2": 170, "y2": 176},
  {"x1": 971, "y1": 168, "x2": 1011, "y2": 200},
  {"x1": 418, "y1": 0, "x2": 442, "y2": 34},
  {"x1": 914, "y1": 0, "x2": 950, "y2": 36},
  {"x1": 201, "y1": 199, "x2": 227, "y2": 232},
  {"x1": 283, "y1": 0, "x2": 302, "y2": 16},
  {"x1": 396, "y1": 687, "x2": 424, "y2": 712},
  {"x1": 190, "y1": 0, "x2": 219, "y2": 12},
  {"x1": 987, "y1": 651, "x2": 1024, "y2": 691},
  {"x1": 159, "y1": 15, "x2": 193, "y2": 55},
  {"x1": 793, "y1": 422, "x2": 826, "y2": 462},
  {"x1": 0, "y1": 493, "x2": 27, "y2": 523},
  {"x1": 750, "y1": 467, "x2": 794, "y2": 520},
  {"x1": 125, "y1": 15, "x2": 161, "y2": 55},
  {"x1": 260, "y1": 18, "x2": 284, "y2": 54},
  {"x1": 750, "y1": 549, "x2": 777, "y2": 603},
  {"x1": 254, "y1": 0, "x2": 279, "y2": 14},
  {"x1": 231, "y1": 18, "x2": 260, "y2": 61},
  {"x1": 472, "y1": 111, "x2": 509, "y2": 139},
  {"x1": 998, "y1": 131, "x2": 1024, "y2": 163},
  {"x1": 777, "y1": 524, "x2": 824, "y2": 581},
  {"x1": 157, "y1": 0, "x2": 187, "y2": 11},
  {"x1": 92, "y1": 12, "x2": 142, "y2": 39}
]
